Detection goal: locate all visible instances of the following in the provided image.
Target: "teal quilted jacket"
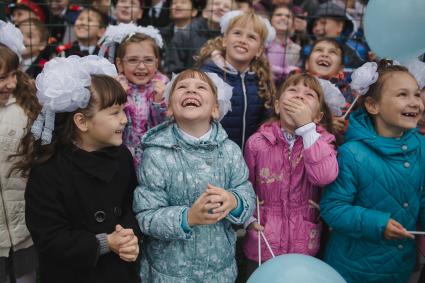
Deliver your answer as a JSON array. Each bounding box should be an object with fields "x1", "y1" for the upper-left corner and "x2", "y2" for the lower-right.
[
  {"x1": 133, "y1": 121, "x2": 255, "y2": 282},
  {"x1": 320, "y1": 109, "x2": 425, "y2": 283}
]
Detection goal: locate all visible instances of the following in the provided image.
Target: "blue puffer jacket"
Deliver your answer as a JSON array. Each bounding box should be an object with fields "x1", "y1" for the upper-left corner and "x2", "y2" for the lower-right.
[
  {"x1": 133, "y1": 121, "x2": 255, "y2": 282},
  {"x1": 201, "y1": 61, "x2": 267, "y2": 149},
  {"x1": 320, "y1": 109, "x2": 425, "y2": 283}
]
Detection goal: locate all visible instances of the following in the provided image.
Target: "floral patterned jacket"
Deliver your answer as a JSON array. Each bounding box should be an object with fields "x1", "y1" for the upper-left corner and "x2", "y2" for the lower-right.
[
  {"x1": 123, "y1": 72, "x2": 169, "y2": 167},
  {"x1": 133, "y1": 121, "x2": 255, "y2": 282}
]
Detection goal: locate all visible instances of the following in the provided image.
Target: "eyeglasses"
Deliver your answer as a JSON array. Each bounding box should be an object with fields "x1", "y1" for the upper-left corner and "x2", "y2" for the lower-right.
[{"x1": 122, "y1": 57, "x2": 157, "y2": 67}]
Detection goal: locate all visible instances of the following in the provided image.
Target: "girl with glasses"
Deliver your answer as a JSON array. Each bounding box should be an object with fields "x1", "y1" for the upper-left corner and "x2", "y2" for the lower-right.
[{"x1": 107, "y1": 25, "x2": 169, "y2": 167}]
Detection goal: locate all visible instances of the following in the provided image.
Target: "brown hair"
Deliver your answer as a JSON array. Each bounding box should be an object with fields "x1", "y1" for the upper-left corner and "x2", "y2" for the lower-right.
[
  {"x1": 0, "y1": 43, "x2": 40, "y2": 120},
  {"x1": 273, "y1": 73, "x2": 334, "y2": 133},
  {"x1": 361, "y1": 59, "x2": 414, "y2": 106},
  {"x1": 116, "y1": 33, "x2": 161, "y2": 61},
  {"x1": 196, "y1": 12, "x2": 275, "y2": 108},
  {"x1": 10, "y1": 75, "x2": 127, "y2": 177}
]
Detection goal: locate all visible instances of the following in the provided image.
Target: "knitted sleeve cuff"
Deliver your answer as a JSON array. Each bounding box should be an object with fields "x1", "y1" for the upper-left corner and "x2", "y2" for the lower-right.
[{"x1": 95, "y1": 233, "x2": 110, "y2": 255}]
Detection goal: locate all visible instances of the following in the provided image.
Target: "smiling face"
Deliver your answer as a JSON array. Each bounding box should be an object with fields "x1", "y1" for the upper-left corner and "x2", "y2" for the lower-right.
[
  {"x1": 223, "y1": 21, "x2": 263, "y2": 72},
  {"x1": 306, "y1": 40, "x2": 343, "y2": 78},
  {"x1": 365, "y1": 72, "x2": 424, "y2": 137},
  {"x1": 171, "y1": 0, "x2": 197, "y2": 22},
  {"x1": 203, "y1": 0, "x2": 234, "y2": 24},
  {"x1": 312, "y1": 17, "x2": 344, "y2": 39},
  {"x1": 74, "y1": 9, "x2": 105, "y2": 45},
  {"x1": 116, "y1": 40, "x2": 158, "y2": 86},
  {"x1": 0, "y1": 67, "x2": 17, "y2": 106},
  {"x1": 168, "y1": 72, "x2": 219, "y2": 125},
  {"x1": 271, "y1": 6, "x2": 293, "y2": 34},
  {"x1": 115, "y1": 0, "x2": 143, "y2": 23},
  {"x1": 79, "y1": 103, "x2": 127, "y2": 151}
]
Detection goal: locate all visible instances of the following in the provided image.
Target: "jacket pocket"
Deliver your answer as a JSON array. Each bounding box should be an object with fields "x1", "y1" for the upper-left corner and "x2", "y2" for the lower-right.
[{"x1": 300, "y1": 218, "x2": 322, "y2": 256}]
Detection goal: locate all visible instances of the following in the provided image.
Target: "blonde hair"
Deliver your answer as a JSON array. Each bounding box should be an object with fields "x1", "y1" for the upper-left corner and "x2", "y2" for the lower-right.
[{"x1": 196, "y1": 12, "x2": 275, "y2": 108}]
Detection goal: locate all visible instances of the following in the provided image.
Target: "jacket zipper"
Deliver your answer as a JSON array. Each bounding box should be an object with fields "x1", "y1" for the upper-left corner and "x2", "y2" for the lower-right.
[{"x1": 240, "y1": 73, "x2": 247, "y2": 149}]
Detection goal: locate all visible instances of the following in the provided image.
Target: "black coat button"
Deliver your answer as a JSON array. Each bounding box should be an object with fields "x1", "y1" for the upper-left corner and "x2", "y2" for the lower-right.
[
  {"x1": 94, "y1": 211, "x2": 106, "y2": 223},
  {"x1": 113, "y1": 207, "x2": 122, "y2": 217}
]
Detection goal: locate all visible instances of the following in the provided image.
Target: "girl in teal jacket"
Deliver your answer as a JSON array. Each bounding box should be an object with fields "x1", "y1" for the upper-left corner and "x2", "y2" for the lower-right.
[
  {"x1": 320, "y1": 60, "x2": 425, "y2": 283},
  {"x1": 133, "y1": 69, "x2": 255, "y2": 282}
]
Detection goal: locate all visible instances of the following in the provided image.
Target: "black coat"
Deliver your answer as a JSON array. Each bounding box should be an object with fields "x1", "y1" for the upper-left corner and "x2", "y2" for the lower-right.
[{"x1": 25, "y1": 145, "x2": 141, "y2": 283}]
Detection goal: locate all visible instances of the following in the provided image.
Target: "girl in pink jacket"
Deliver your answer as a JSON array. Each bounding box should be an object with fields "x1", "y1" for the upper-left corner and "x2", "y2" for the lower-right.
[{"x1": 243, "y1": 73, "x2": 339, "y2": 277}]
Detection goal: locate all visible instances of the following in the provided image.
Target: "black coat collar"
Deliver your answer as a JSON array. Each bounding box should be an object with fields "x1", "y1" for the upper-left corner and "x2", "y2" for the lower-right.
[{"x1": 64, "y1": 146, "x2": 120, "y2": 182}]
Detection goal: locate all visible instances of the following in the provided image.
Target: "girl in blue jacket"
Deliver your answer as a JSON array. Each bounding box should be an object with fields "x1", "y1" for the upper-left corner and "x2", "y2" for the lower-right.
[
  {"x1": 320, "y1": 60, "x2": 425, "y2": 283},
  {"x1": 133, "y1": 69, "x2": 255, "y2": 282},
  {"x1": 196, "y1": 11, "x2": 276, "y2": 149}
]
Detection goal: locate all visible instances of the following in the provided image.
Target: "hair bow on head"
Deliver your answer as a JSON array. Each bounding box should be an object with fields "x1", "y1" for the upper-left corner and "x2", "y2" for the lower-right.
[
  {"x1": 31, "y1": 56, "x2": 118, "y2": 145},
  {"x1": 318, "y1": 79, "x2": 346, "y2": 116},
  {"x1": 98, "y1": 23, "x2": 164, "y2": 62},
  {"x1": 0, "y1": 20, "x2": 25, "y2": 59}
]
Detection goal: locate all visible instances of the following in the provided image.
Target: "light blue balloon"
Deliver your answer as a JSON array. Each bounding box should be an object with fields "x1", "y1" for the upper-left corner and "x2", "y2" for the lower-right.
[
  {"x1": 247, "y1": 254, "x2": 346, "y2": 283},
  {"x1": 364, "y1": 0, "x2": 425, "y2": 61}
]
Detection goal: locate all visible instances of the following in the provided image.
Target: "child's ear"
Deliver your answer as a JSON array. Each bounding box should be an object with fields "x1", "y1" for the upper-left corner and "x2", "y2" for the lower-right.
[
  {"x1": 364, "y1": 96, "x2": 380, "y2": 115},
  {"x1": 274, "y1": 99, "x2": 280, "y2": 115},
  {"x1": 256, "y1": 47, "x2": 264, "y2": 58},
  {"x1": 211, "y1": 104, "x2": 220, "y2": 120},
  {"x1": 73, "y1": 112, "x2": 89, "y2": 132},
  {"x1": 116, "y1": 58, "x2": 124, "y2": 73}
]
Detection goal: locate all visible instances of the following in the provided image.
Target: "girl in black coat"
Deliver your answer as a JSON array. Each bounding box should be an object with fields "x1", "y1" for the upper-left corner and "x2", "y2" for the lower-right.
[{"x1": 12, "y1": 56, "x2": 141, "y2": 283}]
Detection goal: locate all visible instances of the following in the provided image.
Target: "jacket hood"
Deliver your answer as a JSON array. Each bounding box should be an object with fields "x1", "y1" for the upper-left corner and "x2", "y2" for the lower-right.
[
  {"x1": 345, "y1": 109, "x2": 422, "y2": 157},
  {"x1": 141, "y1": 120, "x2": 229, "y2": 150},
  {"x1": 307, "y1": 2, "x2": 355, "y2": 39}
]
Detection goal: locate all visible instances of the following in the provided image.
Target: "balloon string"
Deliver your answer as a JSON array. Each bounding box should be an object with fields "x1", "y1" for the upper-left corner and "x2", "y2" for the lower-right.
[
  {"x1": 260, "y1": 231, "x2": 275, "y2": 258},
  {"x1": 342, "y1": 94, "x2": 360, "y2": 119},
  {"x1": 257, "y1": 196, "x2": 261, "y2": 266}
]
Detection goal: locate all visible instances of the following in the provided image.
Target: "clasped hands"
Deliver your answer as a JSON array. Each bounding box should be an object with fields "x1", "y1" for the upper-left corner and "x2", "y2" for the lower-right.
[
  {"x1": 187, "y1": 184, "x2": 237, "y2": 226},
  {"x1": 107, "y1": 224, "x2": 139, "y2": 262}
]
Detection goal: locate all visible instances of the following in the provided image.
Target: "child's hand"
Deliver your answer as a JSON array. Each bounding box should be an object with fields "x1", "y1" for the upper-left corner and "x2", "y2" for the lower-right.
[
  {"x1": 248, "y1": 221, "x2": 264, "y2": 232},
  {"x1": 205, "y1": 184, "x2": 238, "y2": 221},
  {"x1": 187, "y1": 192, "x2": 223, "y2": 226},
  {"x1": 384, "y1": 219, "x2": 414, "y2": 240},
  {"x1": 116, "y1": 74, "x2": 129, "y2": 93},
  {"x1": 283, "y1": 97, "x2": 313, "y2": 128},
  {"x1": 152, "y1": 79, "x2": 166, "y2": 103},
  {"x1": 107, "y1": 225, "x2": 135, "y2": 255},
  {"x1": 332, "y1": 116, "x2": 346, "y2": 134},
  {"x1": 115, "y1": 225, "x2": 139, "y2": 262}
]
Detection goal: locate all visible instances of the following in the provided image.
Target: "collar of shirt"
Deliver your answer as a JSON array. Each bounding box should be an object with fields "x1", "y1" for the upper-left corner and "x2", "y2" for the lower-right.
[
  {"x1": 79, "y1": 44, "x2": 96, "y2": 54},
  {"x1": 148, "y1": 0, "x2": 165, "y2": 18},
  {"x1": 179, "y1": 126, "x2": 213, "y2": 142},
  {"x1": 21, "y1": 56, "x2": 37, "y2": 71}
]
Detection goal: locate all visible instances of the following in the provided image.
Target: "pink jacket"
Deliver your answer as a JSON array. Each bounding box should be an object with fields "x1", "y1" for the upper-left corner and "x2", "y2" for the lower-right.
[{"x1": 243, "y1": 121, "x2": 338, "y2": 262}]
